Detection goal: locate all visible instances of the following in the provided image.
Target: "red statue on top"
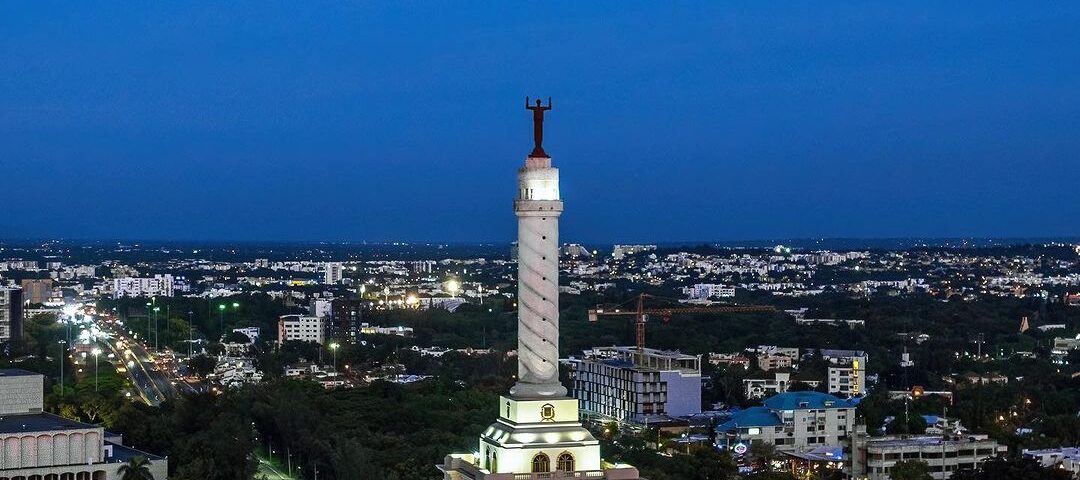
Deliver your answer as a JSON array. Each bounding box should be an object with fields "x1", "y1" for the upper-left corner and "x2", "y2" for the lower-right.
[{"x1": 526, "y1": 96, "x2": 552, "y2": 157}]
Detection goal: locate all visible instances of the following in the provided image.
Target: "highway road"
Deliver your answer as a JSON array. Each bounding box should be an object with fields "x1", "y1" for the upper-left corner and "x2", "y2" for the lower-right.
[{"x1": 98, "y1": 318, "x2": 197, "y2": 405}]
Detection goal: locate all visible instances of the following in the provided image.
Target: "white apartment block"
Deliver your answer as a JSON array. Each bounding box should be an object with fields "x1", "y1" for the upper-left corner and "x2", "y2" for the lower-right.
[
  {"x1": 758, "y1": 353, "x2": 796, "y2": 371},
  {"x1": 112, "y1": 274, "x2": 174, "y2": 298},
  {"x1": 277, "y1": 314, "x2": 325, "y2": 345},
  {"x1": 828, "y1": 365, "x2": 864, "y2": 397},
  {"x1": 819, "y1": 349, "x2": 868, "y2": 397},
  {"x1": 757, "y1": 346, "x2": 800, "y2": 358},
  {"x1": 1052, "y1": 335, "x2": 1080, "y2": 354},
  {"x1": 611, "y1": 245, "x2": 656, "y2": 260},
  {"x1": 570, "y1": 346, "x2": 702, "y2": 424},
  {"x1": 744, "y1": 372, "x2": 821, "y2": 399},
  {"x1": 0, "y1": 260, "x2": 38, "y2": 271},
  {"x1": 1023, "y1": 447, "x2": 1080, "y2": 476},
  {"x1": 852, "y1": 433, "x2": 1007, "y2": 479},
  {"x1": 311, "y1": 298, "x2": 333, "y2": 318},
  {"x1": 716, "y1": 391, "x2": 857, "y2": 452},
  {"x1": 683, "y1": 283, "x2": 735, "y2": 300},
  {"x1": 232, "y1": 327, "x2": 261, "y2": 343},
  {"x1": 323, "y1": 262, "x2": 344, "y2": 284}
]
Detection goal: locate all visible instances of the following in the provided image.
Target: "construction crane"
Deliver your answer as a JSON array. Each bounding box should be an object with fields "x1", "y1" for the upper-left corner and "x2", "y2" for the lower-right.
[{"x1": 587, "y1": 293, "x2": 776, "y2": 351}]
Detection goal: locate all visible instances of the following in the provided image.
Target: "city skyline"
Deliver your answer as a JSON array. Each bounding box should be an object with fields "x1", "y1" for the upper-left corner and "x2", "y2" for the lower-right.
[
  {"x1": 3, "y1": 3, "x2": 1080, "y2": 242},
  {"x1": 3, "y1": 4, "x2": 1080, "y2": 480}
]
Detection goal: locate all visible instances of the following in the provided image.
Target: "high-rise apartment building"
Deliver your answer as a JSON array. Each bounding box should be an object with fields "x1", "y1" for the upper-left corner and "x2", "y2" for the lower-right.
[
  {"x1": 571, "y1": 346, "x2": 702, "y2": 424},
  {"x1": 323, "y1": 262, "x2": 343, "y2": 284},
  {"x1": 0, "y1": 287, "x2": 23, "y2": 346},
  {"x1": 19, "y1": 279, "x2": 54, "y2": 305},
  {"x1": 277, "y1": 314, "x2": 325, "y2": 345},
  {"x1": 820, "y1": 349, "x2": 867, "y2": 397},
  {"x1": 330, "y1": 298, "x2": 365, "y2": 343}
]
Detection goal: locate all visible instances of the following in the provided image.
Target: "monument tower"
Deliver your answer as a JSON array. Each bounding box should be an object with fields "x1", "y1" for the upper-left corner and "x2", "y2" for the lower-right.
[{"x1": 438, "y1": 100, "x2": 639, "y2": 479}]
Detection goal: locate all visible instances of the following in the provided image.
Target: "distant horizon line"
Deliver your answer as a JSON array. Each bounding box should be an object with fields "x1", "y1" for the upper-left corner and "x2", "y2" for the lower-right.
[{"x1": 1, "y1": 236, "x2": 1077, "y2": 248}]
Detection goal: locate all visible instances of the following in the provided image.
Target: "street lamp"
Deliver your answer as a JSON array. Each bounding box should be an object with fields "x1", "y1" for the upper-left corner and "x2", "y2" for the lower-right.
[
  {"x1": 329, "y1": 342, "x2": 340, "y2": 371},
  {"x1": 92, "y1": 347, "x2": 102, "y2": 391},
  {"x1": 218, "y1": 304, "x2": 226, "y2": 333},
  {"x1": 187, "y1": 311, "x2": 195, "y2": 358},
  {"x1": 153, "y1": 306, "x2": 160, "y2": 351},
  {"x1": 446, "y1": 279, "x2": 460, "y2": 298}
]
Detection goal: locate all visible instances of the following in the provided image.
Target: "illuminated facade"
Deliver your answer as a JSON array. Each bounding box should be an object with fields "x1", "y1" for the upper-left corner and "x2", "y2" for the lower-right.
[
  {"x1": 820, "y1": 349, "x2": 867, "y2": 397},
  {"x1": 571, "y1": 346, "x2": 702, "y2": 424},
  {"x1": 851, "y1": 431, "x2": 1006, "y2": 479},
  {"x1": 277, "y1": 314, "x2": 325, "y2": 345},
  {"x1": 438, "y1": 104, "x2": 639, "y2": 480},
  {"x1": 111, "y1": 275, "x2": 174, "y2": 298},
  {"x1": 715, "y1": 391, "x2": 856, "y2": 452}
]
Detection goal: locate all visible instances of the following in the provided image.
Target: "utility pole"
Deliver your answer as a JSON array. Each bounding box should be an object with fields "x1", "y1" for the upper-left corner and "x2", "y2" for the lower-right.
[
  {"x1": 188, "y1": 311, "x2": 194, "y2": 358},
  {"x1": 941, "y1": 404, "x2": 948, "y2": 475},
  {"x1": 93, "y1": 348, "x2": 101, "y2": 391},
  {"x1": 145, "y1": 302, "x2": 152, "y2": 341},
  {"x1": 57, "y1": 340, "x2": 66, "y2": 397}
]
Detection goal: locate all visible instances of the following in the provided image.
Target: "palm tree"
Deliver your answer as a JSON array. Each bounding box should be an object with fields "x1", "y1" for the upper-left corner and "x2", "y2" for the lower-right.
[
  {"x1": 117, "y1": 455, "x2": 155, "y2": 480},
  {"x1": 748, "y1": 440, "x2": 777, "y2": 471}
]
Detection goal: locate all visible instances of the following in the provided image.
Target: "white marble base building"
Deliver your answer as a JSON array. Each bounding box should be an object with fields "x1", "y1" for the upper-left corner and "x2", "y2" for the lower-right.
[{"x1": 0, "y1": 369, "x2": 168, "y2": 480}]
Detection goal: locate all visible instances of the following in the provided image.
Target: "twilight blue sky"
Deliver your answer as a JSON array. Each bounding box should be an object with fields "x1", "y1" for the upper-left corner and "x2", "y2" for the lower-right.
[{"x1": 2, "y1": 3, "x2": 1079, "y2": 243}]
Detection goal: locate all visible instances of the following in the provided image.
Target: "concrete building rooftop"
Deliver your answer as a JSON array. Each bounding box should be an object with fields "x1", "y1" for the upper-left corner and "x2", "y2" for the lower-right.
[
  {"x1": 0, "y1": 412, "x2": 97, "y2": 435},
  {"x1": 580, "y1": 346, "x2": 701, "y2": 373},
  {"x1": 107, "y1": 441, "x2": 165, "y2": 462},
  {"x1": 0, "y1": 368, "x2": 42, "y2": 377},
  {"x1": 716, "y1": 406, "x2": 783, "y2": 431},
  {"x1": 868, "y1": 435, "x2": 994, "y2": 448},
  {"x1": 762, "y1": 391, "x2": 858, "y2": 410}
]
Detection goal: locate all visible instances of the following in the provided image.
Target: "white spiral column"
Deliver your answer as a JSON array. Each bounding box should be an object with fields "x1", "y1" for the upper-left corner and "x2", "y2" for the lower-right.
[{"x1": 510, "y1": 155, "x2": 566, "y2": 399}]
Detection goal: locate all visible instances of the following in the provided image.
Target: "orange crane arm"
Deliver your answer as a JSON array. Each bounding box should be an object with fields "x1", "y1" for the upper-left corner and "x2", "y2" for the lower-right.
[{"x1": 586, "y1": 293, "x2": 775, "y2": 350}]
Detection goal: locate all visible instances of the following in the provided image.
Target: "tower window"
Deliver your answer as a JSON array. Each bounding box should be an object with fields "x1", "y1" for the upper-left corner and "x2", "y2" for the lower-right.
[
  {"x1": 557, "y1": 452, "x2": 575, "y2": 471},
  {"x1": 532, "y1": 453, "x2": 551, "y2": 473}
]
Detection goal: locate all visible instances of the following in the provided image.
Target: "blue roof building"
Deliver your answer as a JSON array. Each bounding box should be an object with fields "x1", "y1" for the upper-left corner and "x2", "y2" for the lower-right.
[{"x1": 716, "y1": 391, "x2": 859, "y2": 453}]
